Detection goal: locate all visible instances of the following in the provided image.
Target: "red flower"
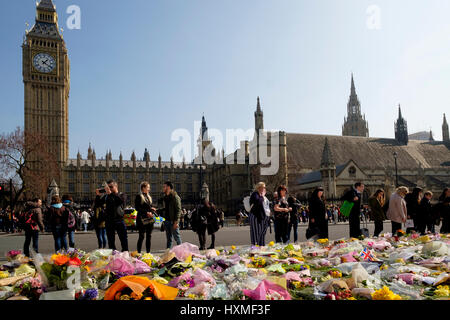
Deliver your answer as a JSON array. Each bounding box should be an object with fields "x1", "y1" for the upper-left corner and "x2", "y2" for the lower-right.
[{"x1": 68, "y1": 257, "x2": 82, "y2": 266}]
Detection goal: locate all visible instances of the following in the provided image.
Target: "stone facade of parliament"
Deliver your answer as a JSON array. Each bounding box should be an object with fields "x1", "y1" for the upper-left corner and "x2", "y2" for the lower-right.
[{"x1": 24, "y1": 1, "x2": 450, "y2": 214}]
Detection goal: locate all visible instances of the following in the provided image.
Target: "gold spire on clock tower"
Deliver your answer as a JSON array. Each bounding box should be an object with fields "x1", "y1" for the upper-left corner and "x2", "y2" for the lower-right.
[{"x1": 23, "y1": 0, "x2": 70, "y2": 181}]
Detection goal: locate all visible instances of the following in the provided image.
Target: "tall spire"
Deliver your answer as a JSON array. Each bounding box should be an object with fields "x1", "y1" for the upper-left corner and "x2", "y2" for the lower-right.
[
  {"x1": 342, "y1": 73, "x2": 369, "y2": 137},
  {"x1": 350, "y1": 73, "x2": 356, "y2": 97},
  {"x1": 395, "y1": 104, "x2": 408, "y2": 145},
  {"x1": 201, "y1": 114, "x2": 208, "y2": 140},
  {"x1": 443, "y1": 113, "x2": 449, "y2": 142},
  {"x1": 254, "y1": 96, "x2": 264, "y2": 134}
]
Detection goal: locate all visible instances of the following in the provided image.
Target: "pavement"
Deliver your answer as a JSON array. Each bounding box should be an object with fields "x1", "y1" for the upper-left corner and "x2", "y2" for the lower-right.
[{"x1": 0, "y1": 221, "x2": 399, "y2": 259}]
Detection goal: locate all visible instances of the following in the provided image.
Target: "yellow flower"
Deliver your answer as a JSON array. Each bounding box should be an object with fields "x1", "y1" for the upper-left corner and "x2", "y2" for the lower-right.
[
  {"x1": 347, "y1": 297, "x2": 356, "y2": 300},
  {"x1": 372, "y1": 286, "x2": 402, "y2": 300},
  {"x1": 0, "y1": 271, "x2": 9, "y2": 279},
  {"x1": 216, "y1": 250, "x2": 220, "y2": 256},
  {"x1": 379, "y1": 265, "x2": 388, "y2": 271},
  {"x1": 317, "y1": 238, "x2": 329, "y2": 244},
  {"x1": 268, "y1": 241, "x2": 275, "y2": 247},
  {"x1": 188, "y1": 294, "x2": 197, "y2": 300},
  {"x1": 435, "y1": 285, "x2": 449, "y2": 297},
  {"x1": 231, "y1": 245, "x2": 236, "y2": 250}
]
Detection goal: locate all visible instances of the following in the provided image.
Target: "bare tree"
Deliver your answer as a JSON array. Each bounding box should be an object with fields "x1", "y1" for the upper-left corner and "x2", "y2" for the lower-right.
[{"x1": 0, "y1": 127, "x2": 59, "y2": 211}]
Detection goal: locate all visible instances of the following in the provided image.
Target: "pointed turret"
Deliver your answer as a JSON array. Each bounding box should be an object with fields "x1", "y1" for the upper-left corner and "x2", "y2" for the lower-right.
[
  {"x1": 158, "y1": 153, "x2": 162, "y2": 169},
  {"x1": 320, "y1": 138, "x2": 335, "y2": 167},
  {"x1": 87, "y1": 143, "x2": 93, "y2": 160},
  {"x1": 443, "y1": 113, "x2": 449, "y2": 142},
  {"x1": 395, "y1": 104, "x2": 408, "y2": 145},
  {"x1": 429, "y1": 130, "x2": 434, "y2": 142},
  {"x1": 254, "y1": 96, "x2": 264, "y2": 134}
]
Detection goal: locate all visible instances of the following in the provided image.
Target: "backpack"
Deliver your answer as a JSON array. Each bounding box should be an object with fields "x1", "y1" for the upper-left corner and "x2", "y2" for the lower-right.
[
  {"x1": 243, "y1": 196, "x2": 252, "y2": 213},
  {"x1": 67, "y1": 210, "x2": 76, "y2": 229},
  {"x1": 24, "y1": 210, "x2": 39, "y2": 231}
]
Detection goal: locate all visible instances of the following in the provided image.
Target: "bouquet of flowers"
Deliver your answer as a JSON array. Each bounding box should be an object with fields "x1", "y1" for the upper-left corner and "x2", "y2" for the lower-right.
[
  {"x1": 40, "y1": 253, "x2": 83, "y2": 290},
  {"x1": 14, "y1": 277, "x2": 43, "y2": 300},
  {"x1": 6, "y1": 250, "x2": 23, "y2": 262}
]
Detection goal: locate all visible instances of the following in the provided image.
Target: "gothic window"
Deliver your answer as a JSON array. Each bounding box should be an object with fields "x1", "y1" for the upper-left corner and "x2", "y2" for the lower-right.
[
  {"x1": 163, "y1": 174, "x2": 169, "y2": 181},
  {"x1": 176, "y1": 184, "x2": 181, "y2": 193},
  {"x1": 176, "y1": 174, "x2": 180, "y2": 181},
  {"x1": 348, "y1": 166, "x2": 356, "y2": 178},
  {"x1": 83, "y1": 183, "x2": 90, "y2": 193},
  {"x1": 151, "y1": 174, "x2": 157, "y2": 181},
  {"x1": 125, "y1": 173, "x2": 131, "y2": 180},
  {"x1": 83, "y1": 172, "x2": 90, "y2": 179},
  {"x1": 69, "y1": 183, "x2": 75, "y2": 193},
  {"x1": 125, "y1": 184, "x2": 132, "y2": 193},
  {"x1": 187, "y1": 184, "x2": 193, "y2": 193},
  {"x1": 151, "y1": 184, "x2": 158, "y2": 193},
  {"x1": 187, "y1": 175, "x2": 192, "y2": 182},
  {"x1": 112, "y1": 173, "x2": 118, "y2": 180},
  {"x1": 97, "y1": 172, "x2": 104, "y2": 180},
  {"x1": 68, "y1": 171, "x2": 75, "y2": 179},
  {"x1": 138, "y1": 173, "x2": 144, "y2": 180}
]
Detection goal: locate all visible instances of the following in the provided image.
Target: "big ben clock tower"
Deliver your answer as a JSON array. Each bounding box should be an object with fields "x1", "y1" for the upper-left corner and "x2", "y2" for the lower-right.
[{"x1": 23, "y1": 0, "x2": 70, "y2": 175}]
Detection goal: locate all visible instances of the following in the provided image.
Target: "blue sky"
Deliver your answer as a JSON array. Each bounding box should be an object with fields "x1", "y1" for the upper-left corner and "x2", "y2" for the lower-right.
[{"x1": 1, "y1": 0, "x2": 449, "y2": 162}]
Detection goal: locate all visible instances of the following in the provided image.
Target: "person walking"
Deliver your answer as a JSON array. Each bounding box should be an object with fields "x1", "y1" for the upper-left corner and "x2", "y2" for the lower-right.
[
  {"x1": 135, "y1": 182, "x2": 157, "y2": 253},
  {"x1": 308, "y1": 187, "x2": 328, "y2": 239},
  {"x1": 368, "y1": 189, "x2": 387, "y2": 237},
  {"x1": 249, "y1": 182, "x2": 270, "y2": 246},
  {"x1": 341, "y1": 182, "x2": 365, "y2": 238},
  {"x1": 192, "y1": 200, "x2": 210, "y2": 250},
  {"x1": 62, "y1": 195, "x2": 77, "y2": 248},
  {"x1": 387, "y1": 186, "x2": 409, "y2": 234},
  {"x1": 416, "y1": 191, "x2": 433, "y2": 235},
  {"x1": 207, "y1": 202, "x2": 220, "y2": 249},
  {"x1": 161, "y1": 181, "x2": 182, "y2": 249},
  {"x1": 22, "y1": 199, "x2": 45, "y2": 257},
  {"x1": 48, "y1": 195, "x2": 69, "y2": 252},
  {"x1": 273, "y1": 185, "x2": 291, "y2": 244},
  {"x1": 92, "y1": 194, "x2": 107, "y2": 249},
  {"x1": 404, "y1": 187, "x2": 423, "y2": 233},
  {"x1": 287, "y1": 196, "x2": 300, "y2": 243},
  {"x1": 81, "y1": 209, "x2": 90, "y2": 232},
  {"x1": 96, "y1": 180, "x2": 128, "y2": 252}
]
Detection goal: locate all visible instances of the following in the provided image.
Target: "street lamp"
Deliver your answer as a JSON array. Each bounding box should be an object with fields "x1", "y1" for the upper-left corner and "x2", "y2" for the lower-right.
[{"x1": 393, "y1": 152, "x2": 399, "y2": 188}]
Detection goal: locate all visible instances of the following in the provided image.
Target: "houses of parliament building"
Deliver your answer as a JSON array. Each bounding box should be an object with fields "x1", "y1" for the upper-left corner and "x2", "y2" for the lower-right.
[{"x1": 23, "y1": 1, "x2": 450, "y2": 214}]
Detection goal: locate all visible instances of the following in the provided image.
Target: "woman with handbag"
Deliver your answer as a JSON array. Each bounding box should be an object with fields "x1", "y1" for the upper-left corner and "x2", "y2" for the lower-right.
[
  {"x1": 194, "y1": 199, "x2": 211, "y2": 250},
  {"x1": 274, "y1": 185, "x2": 291, "y2": 244},
  {"x1": 135, "y1": 182, "x2": 157, "y2": 253}
]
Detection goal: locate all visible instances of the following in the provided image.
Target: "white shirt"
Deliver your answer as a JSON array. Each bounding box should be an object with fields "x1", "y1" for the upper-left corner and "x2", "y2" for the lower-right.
[{"x1": 81, "y1": 211, "x2": 90, "y2": 223}]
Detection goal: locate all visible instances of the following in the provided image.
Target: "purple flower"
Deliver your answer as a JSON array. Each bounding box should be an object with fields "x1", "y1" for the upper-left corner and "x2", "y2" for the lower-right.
[{"x1": 83, "y1": 289, "x2": 98, "y2": 300}]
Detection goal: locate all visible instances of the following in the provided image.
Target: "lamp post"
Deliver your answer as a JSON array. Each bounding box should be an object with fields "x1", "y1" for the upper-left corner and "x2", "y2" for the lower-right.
[{"x1": 393, "y1": 152, "x2": 399, "y2": 188}]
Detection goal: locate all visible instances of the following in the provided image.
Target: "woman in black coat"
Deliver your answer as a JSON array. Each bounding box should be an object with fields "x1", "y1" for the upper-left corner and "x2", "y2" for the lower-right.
[
  {"x1": 308, "y1": 187, "x2": 328, "y2": 239},
  {"x1": 405, "y1": 187, "x2": 423, "y2": 232},
  {"x1": 206, "y1": 203, "x2": 220, "y2": 249},
  {"x1": 194, "y1": 199, "x2": 211, "y2": 250},
  {"x1": 368, "y1": 189, "x2": 386, "y2": 237},
  {"x1": 134, "y1": 182, "x2": 157, "y2": 253}
]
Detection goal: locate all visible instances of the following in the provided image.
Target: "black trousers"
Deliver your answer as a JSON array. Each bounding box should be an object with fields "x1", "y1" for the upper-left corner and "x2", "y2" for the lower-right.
[
  {"x1": 137, "y1": 223, "x2": 154, "y2": 253},
  {"x1": 197, "y1": 224, "x2": 208, "y2": 249},
  {"x1": 274, "y1": 218, "x2": 289, "y2": 243},
  {"x1": 373, "y1": 220, "x2": 384, "y2": 237},
  {"x1": 349, "y1": 211, "x2": 361, "y2": 238},
  {"x1": 106, "y1": 220, "x2": 128, "y2": 252},
  {"x1": 391, "y1": 221, "x2": 402, "y2": 234},
  {"x1": 23, "y1": 229, "x2": 39, "y2": 257}
]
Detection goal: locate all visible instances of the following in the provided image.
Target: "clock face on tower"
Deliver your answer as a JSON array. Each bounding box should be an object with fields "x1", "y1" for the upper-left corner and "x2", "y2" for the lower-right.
[{"x1": 33, "y1": 53, "x2": 56, "y2": 73}]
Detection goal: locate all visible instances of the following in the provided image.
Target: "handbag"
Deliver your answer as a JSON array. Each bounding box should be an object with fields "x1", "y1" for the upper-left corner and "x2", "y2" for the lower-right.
[{"x1": 340, "y1": 200, "x2": 354, "y2": 217}]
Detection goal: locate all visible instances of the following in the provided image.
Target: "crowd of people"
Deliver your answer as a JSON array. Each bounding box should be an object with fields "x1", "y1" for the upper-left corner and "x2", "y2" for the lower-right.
[
  {"x1": 246, "y1": 182, "x2": 450, "y2": 247},
  {"x1": 3, "y1": 179, "x2": 449, "y2": 258},
  {"x1": 15, "y1": 180, "x2": 225, "y2": 257}
]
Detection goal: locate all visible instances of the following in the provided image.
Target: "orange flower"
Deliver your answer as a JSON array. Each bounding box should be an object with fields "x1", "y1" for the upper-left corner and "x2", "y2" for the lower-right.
[{"x1": 52, "y1": 254, "x2": 70, "y2": 266}]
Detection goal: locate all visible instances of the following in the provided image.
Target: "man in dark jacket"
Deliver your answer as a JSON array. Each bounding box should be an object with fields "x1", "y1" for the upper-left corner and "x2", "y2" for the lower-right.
[
  {"x1": 417, "y1": 191, "x2": 433, "y2": 234},
  {"x1": 161, "y1": 181, "x2": 182, "y2": 249},
  {"x1": 341, "y1": 182, "x2": 364, "y2": 238},
  {"x1": 96, "y1": 180, "x2": 128, "y2": 252},
  {"x1": 22, "y1": 198, "x2": 45, "y2": 257}
]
